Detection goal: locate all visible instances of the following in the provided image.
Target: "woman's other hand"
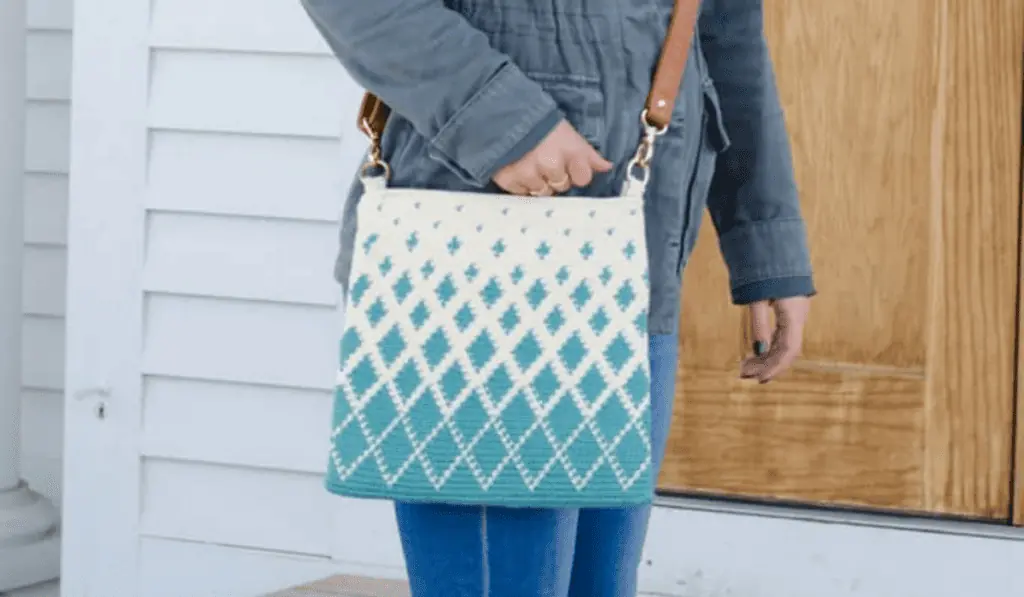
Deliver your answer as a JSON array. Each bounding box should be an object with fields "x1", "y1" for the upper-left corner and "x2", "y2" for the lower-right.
[
  {"x1": 493, "y1": 120, "x2": 612, "y2": 196},
  {"x1": 741, "y1": 296, "x2": 811, "y2": 383}
]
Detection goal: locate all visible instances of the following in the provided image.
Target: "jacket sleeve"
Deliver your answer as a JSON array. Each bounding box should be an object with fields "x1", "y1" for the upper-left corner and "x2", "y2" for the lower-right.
[
  {"x1": 699, "y1": 0, "x2": 816, "y2": 304},
  {"x1": 300, "y1": 0, "x2": 562, "y2": 186}
]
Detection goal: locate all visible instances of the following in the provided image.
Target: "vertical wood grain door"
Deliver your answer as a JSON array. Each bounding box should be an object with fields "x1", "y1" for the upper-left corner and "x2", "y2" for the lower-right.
[{"x1": 659, "y1": 0, "x2": 1024, "y2": 519}]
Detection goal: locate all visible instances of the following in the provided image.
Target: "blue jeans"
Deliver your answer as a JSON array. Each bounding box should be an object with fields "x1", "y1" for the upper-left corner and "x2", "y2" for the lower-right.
[{"x1": 394, "y1": 334, "x2": 679, "y2": 597}]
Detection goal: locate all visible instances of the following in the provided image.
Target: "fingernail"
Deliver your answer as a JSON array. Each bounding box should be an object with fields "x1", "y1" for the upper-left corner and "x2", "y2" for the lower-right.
[{"x1": 753, "y1": 341, "x2": 768, "y2": 356}]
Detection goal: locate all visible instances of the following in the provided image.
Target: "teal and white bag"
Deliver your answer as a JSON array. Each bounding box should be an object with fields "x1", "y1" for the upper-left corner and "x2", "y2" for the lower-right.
[{"x1": 326, "y1": 0, "x2": 697, "y2": 507}]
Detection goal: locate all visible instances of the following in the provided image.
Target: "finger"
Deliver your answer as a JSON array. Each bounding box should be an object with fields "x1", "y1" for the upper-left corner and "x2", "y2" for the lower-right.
[
  {"x1": 501, "y1": 181, "x2": 530, "y2": 196},
  {"x1": 540, "y1": 169, "x2": 571, "y2": 193},
  {"x1": 520, "y1": 168, "x2": 552, "y2": 197},
  {"x1": 566, "y1": 157, "x2": 595, "y2": 187},
  {"x1": 538, "y1": 155, "x2": 569, "y2": 191},
  {"x1": 748, "y1": 301, "x2": 773, "y2": 357},
  {"x1": 544, "y1": 172, "x2": 572, "y2": 193},
  {"x1": 754, "y1": 324, "x2": 802, "y2": 383},
  {"x1": 588, "y1": 150, "x2": 614, "y2": 172},
  {"x1": 739, "y1": 353, "x2": 765, "y2": 380}
]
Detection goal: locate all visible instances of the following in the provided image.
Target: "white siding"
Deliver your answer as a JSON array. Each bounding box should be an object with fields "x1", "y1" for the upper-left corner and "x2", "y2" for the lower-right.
[
  {"x1": 141, "y1": 0, "x2": 376, "y2": 588},
  {"x1": 21, "y1": 0, "x2": 72, "y2": 509},
  {"x1": 138, "y1": 538, "x2": 337, "y2": 597},
  {"x1": 67, "y1": 0, "x2": 382, "y2": 594}
]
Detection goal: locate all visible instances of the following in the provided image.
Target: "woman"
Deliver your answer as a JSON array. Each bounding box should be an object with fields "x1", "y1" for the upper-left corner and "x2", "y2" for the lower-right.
[{"x1": 301, "y1": 0, "x2": 814, "y2": 595}]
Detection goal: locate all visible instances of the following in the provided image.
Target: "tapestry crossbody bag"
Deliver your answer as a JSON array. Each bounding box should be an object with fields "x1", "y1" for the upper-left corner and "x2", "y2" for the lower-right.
[{"x1": 326, "y1": 0, "x2": 699, "y2": 507}]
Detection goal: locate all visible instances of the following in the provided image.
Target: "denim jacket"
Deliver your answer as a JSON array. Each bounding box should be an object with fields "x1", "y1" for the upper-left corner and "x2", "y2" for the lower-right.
[{"x1": 301, "y1": 0, "x2": 815, "y2": 335}]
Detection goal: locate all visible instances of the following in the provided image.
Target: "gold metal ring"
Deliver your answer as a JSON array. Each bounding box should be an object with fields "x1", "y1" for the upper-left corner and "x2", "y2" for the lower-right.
[
  {"x1": 360, "y1": 159, "x2": 391, "y2": 180},
  {"x1": 548, "y1": 176, "x2": 570, "y2": 189},
  {"x1": 640, "y1": 109, "x2": 670, "y2": 136}
]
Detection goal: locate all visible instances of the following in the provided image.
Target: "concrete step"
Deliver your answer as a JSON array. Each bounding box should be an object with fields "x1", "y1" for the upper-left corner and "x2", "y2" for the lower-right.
[
  {"x1": 261, "y1": 575, "x2": 410, "y2": 597},
  {"x1": 0, "y1": 580, "x2": 59, "y2": 597}
]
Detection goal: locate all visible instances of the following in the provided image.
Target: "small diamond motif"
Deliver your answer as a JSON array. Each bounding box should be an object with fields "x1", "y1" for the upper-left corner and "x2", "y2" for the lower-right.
[
  {"x1": 558, "y1": 333, "x2": 587, "y2": 372},
  {"x1": 409, "y1": 301, "x2": 430, "y2": 329},
  {"x1": 615, "y1": 281, "x2": 637, "y2": 310},
  {"x1": 526, "y1": 280, "x2": 548, "y2": 310},
  {"x1": 422, "y1": 329, "x2": 450, "y2": 369},
  {"x1": 545, "y1": 307, "x2": 566, "y2": 334},
  {"x1": 378, "y1": 325, "x2": 406, "y2": 366},
  {"x1": 367, "y1": 298, "x2": 387, "y2": 327},
  {"x1": 481, "y1": 278, "x2": 503, "y2": 308},
  {"x1": 468, "y1": 331, "x2": 497, "y2": 370},
  {"x1": 514, "y1": 332, "x2": 542, "y2": 370},
  {"x1": 435, "y1": 275, "x2": 457, "y2": 306},
  {"x1": 392, "y1": 273, "x2": 413, "y2": 304},
  {"x1": 454, "y1": 303, "x2": 475, "y2": 331},
  {"x1": 500, "y1": 306, "x2": 520, "y2": 334},
  {"x1": 350, "y1": 274, "x2": 371, "y2": 306},
  {"x1": 571, "y1": 282, "x2": 592, "y2": 311},
  {"x1": 363, "y1": 233, "x2": 380, "y2": 254}
]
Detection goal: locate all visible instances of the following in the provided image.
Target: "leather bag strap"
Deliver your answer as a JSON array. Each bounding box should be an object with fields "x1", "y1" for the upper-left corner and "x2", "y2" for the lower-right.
[
  {"x1": 643, "y1": 0, "x2": 700, "y2": 130},
  {"x1": 358, "y1": 0, "x2": 699, "y2": 147}
]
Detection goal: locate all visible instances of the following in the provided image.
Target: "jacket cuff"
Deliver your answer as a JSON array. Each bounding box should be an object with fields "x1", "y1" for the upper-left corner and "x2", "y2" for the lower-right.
[
  {"x1": 489, "y1": 109, "x2": 563, "y2": 179},
  {"x1": 731, "y1": 275, "x2": 816, "y2": 305},
  {"x1": 428, "y1": 63, "x2": 560, "y2": 186},
  {"x1": 718, "y1": 218, "x2": 815, "y2": 304}
]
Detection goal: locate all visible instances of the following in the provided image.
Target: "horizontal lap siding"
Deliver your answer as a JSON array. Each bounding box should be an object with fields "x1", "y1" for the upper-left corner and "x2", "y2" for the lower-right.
[
  {"x1": 138, "y1": 538, "x2": 340, "y2": 597},
  {"x1": 137, "y1": 0, "x2": 371, "y2": 573},
  {"x1": 21, "y1": 1, "x2": 71, "y2": 507}
]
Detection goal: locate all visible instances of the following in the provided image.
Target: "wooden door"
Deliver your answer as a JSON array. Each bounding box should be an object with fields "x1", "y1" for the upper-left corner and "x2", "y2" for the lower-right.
[{"x1": 659, "y1": 0, "x2": 1024, "y2": 519}]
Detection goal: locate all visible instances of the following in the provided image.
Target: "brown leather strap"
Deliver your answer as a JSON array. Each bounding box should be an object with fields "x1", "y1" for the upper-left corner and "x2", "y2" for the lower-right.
[
  {"x1": 358, "y1": 0, "x2": 699, "y2": 138},
  {"x1": 644, "y1": 0, "x2": 700, "y2": 129},
  {"x1": 358, "y1": 92, "x2": 390, "y2": 141}
]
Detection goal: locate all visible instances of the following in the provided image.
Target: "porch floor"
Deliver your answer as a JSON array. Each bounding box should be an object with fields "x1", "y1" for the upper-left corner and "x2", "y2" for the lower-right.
[{"x1": 262, "y1": 575, "x2": 410, "y2": 597}]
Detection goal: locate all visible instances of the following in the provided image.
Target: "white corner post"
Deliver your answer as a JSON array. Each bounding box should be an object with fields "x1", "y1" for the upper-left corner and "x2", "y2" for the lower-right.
[{"x1": 0, "y1": 0, "x2": 62, "y2": 590}]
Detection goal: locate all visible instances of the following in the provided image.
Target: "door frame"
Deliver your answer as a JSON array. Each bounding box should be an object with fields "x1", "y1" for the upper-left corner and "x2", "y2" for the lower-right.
[
  {"x1": 1013, "y1": 92, "x2": 1024, "y2": 526},
  {"x1": 63, "y1": 0, "x2": 149, "y2": 594}
]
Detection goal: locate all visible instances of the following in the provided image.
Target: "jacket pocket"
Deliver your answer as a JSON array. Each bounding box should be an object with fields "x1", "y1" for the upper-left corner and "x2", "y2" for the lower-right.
[{"x1": 702, "y1": 79, "x2": 732, "y2": 153}]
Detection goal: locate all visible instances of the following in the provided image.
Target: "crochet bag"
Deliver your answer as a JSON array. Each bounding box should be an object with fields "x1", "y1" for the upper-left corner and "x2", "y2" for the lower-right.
[{"x1": 326, "y1": 0, "x2": 699, "y2": 507}]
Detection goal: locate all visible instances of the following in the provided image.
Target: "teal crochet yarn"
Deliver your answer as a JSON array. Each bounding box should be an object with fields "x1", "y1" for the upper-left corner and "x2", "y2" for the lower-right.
[{"x1": 326, "y1": 183, "x2": 653, "y2": 507}]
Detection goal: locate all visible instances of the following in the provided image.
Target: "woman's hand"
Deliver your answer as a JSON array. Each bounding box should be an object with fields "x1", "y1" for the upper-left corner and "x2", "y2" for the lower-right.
[
  {"x1": 741, "y1": 296, "x2": 811, "y2": 383},
  {"x1": 493, "y1": 120, "x2": 612, "y2": 196}
]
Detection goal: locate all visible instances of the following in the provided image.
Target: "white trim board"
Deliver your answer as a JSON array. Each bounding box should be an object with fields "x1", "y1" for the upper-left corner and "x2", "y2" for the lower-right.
[
  {"x1": 324, "y1": 497, "x2": 1024, "y2": 597},
  {"x1": 118, "y1": 500, "x2": 1024, "y2": 597},
  {"x1": 653, "y1": 494, "x2": 1024, "y2": 540},
  {"x1": 639, "y1": 499, "x2": 1023, "y2": 596}
]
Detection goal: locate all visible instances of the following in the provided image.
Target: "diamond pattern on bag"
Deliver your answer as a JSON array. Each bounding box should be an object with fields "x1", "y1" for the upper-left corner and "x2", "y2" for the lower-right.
[{"x1": 331, "y1": 196, "x2": 651, "y2": 497}]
